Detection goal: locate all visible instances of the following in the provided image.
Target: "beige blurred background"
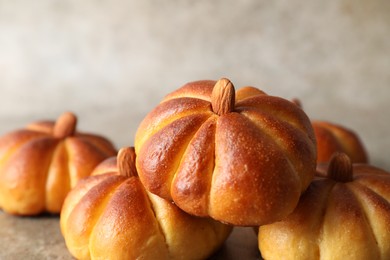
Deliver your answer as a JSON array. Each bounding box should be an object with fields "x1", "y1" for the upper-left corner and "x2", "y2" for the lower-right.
[{"x1": 0, "y1": 0, "x2": 389, "y2": 169}]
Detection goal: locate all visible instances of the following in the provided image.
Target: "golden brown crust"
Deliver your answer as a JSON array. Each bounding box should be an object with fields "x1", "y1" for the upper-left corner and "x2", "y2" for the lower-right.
[
  {"x1": 60, "y1": 173, "x2": 113, "y2": 226},
  {"x1": 88, "y1": 177, "x2": 168, "y2": 260},
  {"x1": 0, "y1": 114, "x2": 117, "y2": 215},
  {"x1": 171, "y1": 117, "x2": 217, "y2": 216},
  {"x1": 65, "y1": 137, "x2": 115, "y2": 187},
  {"x1": 135, "y1": 97, "x2": 212, "y2": 151},
  {"x1": 258, "y1": 160, "x2": 390, "y2": 260},
  {"x1": 45, "y1": 142, "x2": 71, "y2": 212},
  {"x1": 61, "y1": 154, "x2": 232, "y2": 260},
  {"x1": 235, "y1": 86, "x2": 266, "y2": 101},
  {"x1": 91, "y1": 157, "x2": 118, "y2": 176},
  {"x1": 26, "y1": 121, "x2": 54, "y2": 134},
  {"x1": 348, "y1": 181, "x2": 390, "y2": 259},
  {"x1": 210, "y1": 112, "x2": 303, "y2": 225},
  {"x1": 76, "y1": 133, "x2": 117, "y2": 157},
  {"x1": 162, "y1": 80, "x2": 215, "y2": 102},
  {"x1": 147, "y1": 191, "x2": 233, "y2": 260},
  {"x1": 313, "y1": 121, "x2": 368, "y2": 163},
  {"x1": 259, "y1": 178, "x2": 335, "y2": 259},
  {"x1": 0, "y1": 137, "x2": 59, "y2": 215},
  {"x1": 136, "y1": 113, "x2": 212, "y2": 200},
  {"x1": 135, "y1": 79, "x2": 317, "y2": 226}
]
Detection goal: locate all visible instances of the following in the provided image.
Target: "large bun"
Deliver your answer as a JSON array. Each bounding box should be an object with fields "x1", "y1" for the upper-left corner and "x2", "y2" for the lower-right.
[{"x1": 135, "y1": 78, "x2": 317, "y2": 226}]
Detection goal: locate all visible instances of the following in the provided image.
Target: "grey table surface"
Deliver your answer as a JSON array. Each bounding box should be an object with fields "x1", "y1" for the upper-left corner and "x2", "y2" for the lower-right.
[{"x1": 0, "y1": 211, "x2": 260, "y2": 259}]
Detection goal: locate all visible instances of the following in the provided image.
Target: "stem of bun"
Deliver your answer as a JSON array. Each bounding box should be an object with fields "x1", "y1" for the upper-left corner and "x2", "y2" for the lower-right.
[
  {"x1": 211, "y1": 78, "x2": 235, "y2": 116},
  {"x1": 117, "y1": 147, "x2": 138, "y2": 177},
  {"x1": 327, "y1": 152, "x2": 353, "y2": 183},
  {"x1": 53, "y1": 112, "x2": 77, "y2": 138}
]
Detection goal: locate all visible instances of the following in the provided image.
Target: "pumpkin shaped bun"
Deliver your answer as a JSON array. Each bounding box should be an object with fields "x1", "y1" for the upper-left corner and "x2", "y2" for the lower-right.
[
  {"x1": 292, "y1": 99, "x2": 368, "y2": 164},
  {"x1": 313, "y1": 121, "x2": 368, "y2": 164},
  {"x1": 60, "y1": 147, "x2": 232, "y2": 260},
  {"x1": 0, "y1": 112, "x2": 117, "y2": 215},
  {"x1": 258, "y1": 153, "x2": 390, "y2": 260},
  {"x1": 135, "y1": 78, "x2": 317, "y2": 226}
]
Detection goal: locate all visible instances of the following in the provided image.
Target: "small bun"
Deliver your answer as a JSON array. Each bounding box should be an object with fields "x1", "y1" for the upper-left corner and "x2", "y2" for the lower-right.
[
  {"x1": 0, "y1": 112, "x2": 116, "y2": 215},
  {"x1": 313, "y1": 121, "x2": 368, "y2": 163},
  {"x1": 258, "y1": 154, "x2": 390, "y2": 259},
  {"x1": 60, "y1": 147, "x2": 232, "y2": 260}
]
